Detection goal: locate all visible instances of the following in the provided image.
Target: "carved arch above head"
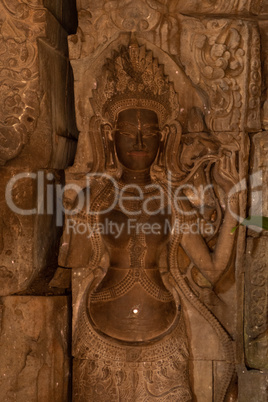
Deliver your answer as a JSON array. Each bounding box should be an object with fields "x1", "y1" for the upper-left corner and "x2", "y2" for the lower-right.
[
  {"x1": 69, "y1": 0, "x2": 182, "y2": 59},
  {"x1": 71, "y1": 34, "x2": 206, "y2": 131}
]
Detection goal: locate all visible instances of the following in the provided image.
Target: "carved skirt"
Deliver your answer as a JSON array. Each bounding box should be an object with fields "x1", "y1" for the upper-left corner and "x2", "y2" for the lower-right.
[{"x1": 73, "y1": 308, "x2": 192, "y2": 401}]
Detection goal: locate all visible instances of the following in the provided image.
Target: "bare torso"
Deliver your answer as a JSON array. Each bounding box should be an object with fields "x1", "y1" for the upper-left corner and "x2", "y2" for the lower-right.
[{"x1": 88, "y1": 203, "x2": 177, "y2": 343}]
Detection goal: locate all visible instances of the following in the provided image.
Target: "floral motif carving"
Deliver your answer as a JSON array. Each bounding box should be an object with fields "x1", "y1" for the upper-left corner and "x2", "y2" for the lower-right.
[
  {"x1": 68, "y1": 0, "x2": 181, "y2": 58},
  {"x1": 246, "y1": 255, "x2": 267, "y2": 338},
  {"x1": 0, "y1": 0, "x2": 43, "y2": 164},
  {"x1": 177, "y1": 0, "x2": 264, "y2": 15},
  {"x1": 245, "y1": 237, "x2": 268, "y2": 369},
  {"x1": 180, "y1": 19, "x2": 262, "y2": 131},
  {"x1": 246, "y1": 24, "x2": 261, "y2": 129}
]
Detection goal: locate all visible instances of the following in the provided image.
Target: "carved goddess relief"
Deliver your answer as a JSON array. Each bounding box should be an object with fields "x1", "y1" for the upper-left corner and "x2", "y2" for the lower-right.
[{"x1": 59, "y1": 37, "x2": 239, "y2": 401}]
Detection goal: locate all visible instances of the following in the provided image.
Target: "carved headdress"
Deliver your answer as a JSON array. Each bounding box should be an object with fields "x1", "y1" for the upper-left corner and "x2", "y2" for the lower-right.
[{"x1": 91, "y1": 37, "x2": 180, "y2": 128}]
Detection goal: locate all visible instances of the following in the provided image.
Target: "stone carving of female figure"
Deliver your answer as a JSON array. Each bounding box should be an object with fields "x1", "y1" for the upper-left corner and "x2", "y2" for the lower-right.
[{"x1": 59, "y1": 38, "x2": 239, "y2": 402}]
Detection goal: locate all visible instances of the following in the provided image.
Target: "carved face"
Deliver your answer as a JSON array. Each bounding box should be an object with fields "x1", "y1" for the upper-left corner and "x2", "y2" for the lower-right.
[{"x1": 114, "y1": 109, "x2": 160, "y2": 171}]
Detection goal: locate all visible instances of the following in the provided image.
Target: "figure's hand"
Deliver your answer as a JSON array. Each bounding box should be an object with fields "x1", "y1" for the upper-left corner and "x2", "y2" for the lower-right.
[{"x1": 213, "y1": 151, "x2": 239, "y2": 194}]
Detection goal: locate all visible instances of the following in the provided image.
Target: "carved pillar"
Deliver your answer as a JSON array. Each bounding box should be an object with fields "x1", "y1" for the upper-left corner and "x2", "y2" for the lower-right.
[
  {"x1": 0, "y1": 0, "x2": 77, "y2": 399},
  {"x1": 0, "y1": 296, "x2": 71, "y2": 401},
  {"x1": 0, "y1": 0, "x2": 78, "y2": 295},
  {"x1": 241, "y1": 130, "x2": 268, "y2": 398}
]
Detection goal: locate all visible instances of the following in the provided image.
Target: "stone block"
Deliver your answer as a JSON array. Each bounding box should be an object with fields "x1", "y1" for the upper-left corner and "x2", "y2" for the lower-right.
[
  {"x1": 245, "y1": 236, "x2": 268, "y2": 370},
  {"x1": 0, "y1": 168, "x2": 63, "y2": 296},
  {"x1": 180, "y1": 17, "x2": 261, "y2": 132},
  {"x1": 0, "y1": 0, "x2": 77, "y2": 169},
  {"x1": 238, "y1": 370, "x2": 268, "y2": 402},
  {"x1": 0, "y1": 296, "x2": 71, "y2": 402},
  {"x1": 192, "y1": 360, "x2": 213, "y2": 401},
  {"x1": 249, "y1": 131, "x2": 268, "y2": 221}
]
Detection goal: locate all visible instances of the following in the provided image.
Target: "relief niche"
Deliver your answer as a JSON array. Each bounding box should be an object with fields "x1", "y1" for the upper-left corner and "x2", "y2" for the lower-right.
[{"x1": 59, "y1": 31, "x2": 243, "y2": 401}]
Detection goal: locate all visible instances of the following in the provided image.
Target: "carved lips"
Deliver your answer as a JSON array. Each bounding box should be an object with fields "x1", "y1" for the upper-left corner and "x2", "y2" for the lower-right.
[{"x1": 127, "y1": 151, "x2": 149, "y2": 157}]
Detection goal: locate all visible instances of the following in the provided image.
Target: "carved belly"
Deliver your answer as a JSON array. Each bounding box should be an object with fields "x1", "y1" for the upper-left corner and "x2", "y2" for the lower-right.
[{"x1": 88, "y1": 268, "x2": 177, "y2": 343}]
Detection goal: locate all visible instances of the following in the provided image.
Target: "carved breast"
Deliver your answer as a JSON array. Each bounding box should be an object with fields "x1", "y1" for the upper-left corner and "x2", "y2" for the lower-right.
[{"x1": 87, "y1": 206, "x2": 177, "y2": 343}]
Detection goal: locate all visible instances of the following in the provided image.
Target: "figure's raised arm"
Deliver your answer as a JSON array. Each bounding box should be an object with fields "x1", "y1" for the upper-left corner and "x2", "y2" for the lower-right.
[{"x1": 180, "y1": 152, "x2": 240, "y2": 284}]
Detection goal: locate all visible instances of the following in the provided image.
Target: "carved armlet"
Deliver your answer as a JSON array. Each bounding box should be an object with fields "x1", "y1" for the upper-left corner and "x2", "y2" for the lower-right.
[{"x1": 183, "y1": 212, "x2": 199, "y2": 224}]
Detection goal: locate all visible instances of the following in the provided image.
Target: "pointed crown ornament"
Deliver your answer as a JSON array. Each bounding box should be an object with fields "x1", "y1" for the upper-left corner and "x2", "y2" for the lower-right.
[{"x1": 91, "y1": 37, "x2": 180, "y2": 128}]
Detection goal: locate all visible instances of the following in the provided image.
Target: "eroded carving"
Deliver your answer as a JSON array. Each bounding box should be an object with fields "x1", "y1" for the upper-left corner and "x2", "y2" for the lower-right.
[
  {"x1": 181, "y1": 19, "x2": 244, "y2": 131},
  {"x1": 245, "y1": 130, "x2": 268, "y2": 371},
  {"x1": 68, "y1": 0, "x2": 181, "y2": 58},
  {"x1": 0, "y1": 0, "x2": 43, "y2": 164},
  {"x1": 0, "y1": 296, "x2": 71, "y2": 400},
  {"x1": 177, "y1": 0, "x2": 264, "y2": 15},
  {"x1": 245, "y1": 237, "x2": 268, "y2": 370},
  {"x1": 180, "y1": 19, "x2": 261, "y2": 132},
  {"x1": 247, "y1": 24, "x2": 261, "y2": 129}
]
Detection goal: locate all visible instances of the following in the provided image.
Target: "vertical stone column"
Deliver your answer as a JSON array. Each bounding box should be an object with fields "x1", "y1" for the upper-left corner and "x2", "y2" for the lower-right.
[
  {"x1": 240, "y1": 131, "x2": 268, "y2": 400},
  {"x1": 0, "y1": 296, "x2": 71, "y2": 401},
  {"x1": 0, "y1": 0, "x2": 78, "y2": 295}
]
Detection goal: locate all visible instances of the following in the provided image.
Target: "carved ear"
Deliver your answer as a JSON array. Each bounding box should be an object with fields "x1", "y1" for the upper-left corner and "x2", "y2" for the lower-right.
[
  {"x1": 160, "y1": 125, "x2": 170, "y2": 142},
  {"x1": 103, "y1": 123, "x2": 113, "y2": 141},
  {"x1": 101, "y1": 123, "x2": 117, "y2": 171},
  {"x1": 155, "y1": 125, "x2": 170, "y2": 170}
]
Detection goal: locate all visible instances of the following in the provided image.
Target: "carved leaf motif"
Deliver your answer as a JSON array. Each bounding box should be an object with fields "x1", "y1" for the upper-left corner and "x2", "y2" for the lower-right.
[
  {"x1": 246, "y1": 24, "x2": 261, "y2": 130},
  {"x1": 177, "y1": 0, "x2": 263, "y2": 14},
  {"x1": 181, "y1": 19, "x2": 248, "y2": 131},
  {"x1": 70, "y1": 0, "x2": 181, "y2": 58},
  {"x1": 246, "y1": 238, "x2": 268, "y2": 341}
]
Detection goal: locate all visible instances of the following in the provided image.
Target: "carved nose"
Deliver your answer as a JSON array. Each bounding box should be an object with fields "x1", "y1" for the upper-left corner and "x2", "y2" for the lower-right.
[{"x1": 133, "y1": 129, "x2": 145, "y2": 150}]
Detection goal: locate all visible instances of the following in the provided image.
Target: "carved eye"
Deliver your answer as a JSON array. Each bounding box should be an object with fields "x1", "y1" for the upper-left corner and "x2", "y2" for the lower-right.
[
  {"x1": 142, "y1": 129, "x2": 160, "y2": 138},
  {"x1": 119, "y1": 131, "x2": 137, "y2": 138}
]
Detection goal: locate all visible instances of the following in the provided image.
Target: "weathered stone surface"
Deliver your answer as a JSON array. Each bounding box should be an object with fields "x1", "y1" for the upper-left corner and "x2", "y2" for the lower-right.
[
  {"x1": 0, "y1": 168, "x2": 63, "y2": 296},
  {"x1": 245, "y1": 236, "x2": 268, "y2": 370},
  {"x1": 0, "y1": 296, "x2": 71, "y2": 402},
  {"x1": 238, "y1": 370, "x2": 268, "y2": 402},
  {"x1": 249, "y1": 131, "x2": 268, "y2": 221},
  {"x1": 259, "y1": 0, "x2": 268, "y2": 16},
  {"x1": 0, "y1": 0, "x2": 77, "y2": 169},
  {"x1": 258, "y1": 22, "x2": 268, "y2": 130},
  {"x1": 177, "y1": 0, "x2": 265, "y2": 16},
  {"x1": 44, "y1": 0, "x2": 78, "y2": 34},
  {"x1": 180, "y1": 18, "x2": 261, "y2": 132},
  {"x1": 245, "y1": 131, "x2": 268, "y2": 371},
  {"x1": 0, "y1": 0, "x2": 266, "y2": 401},
  {"x1": 68, "y1": 0, "x2": 182, "y2": 58},
  {"x1": 192, "y1": 361, "x2": 213, "y2": 401}
]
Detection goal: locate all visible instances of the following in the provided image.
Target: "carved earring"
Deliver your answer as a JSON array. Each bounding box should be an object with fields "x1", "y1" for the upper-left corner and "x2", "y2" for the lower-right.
[
  {"x1": 102, "y1": 124, "x2": 117, "y2": 171},
  {"x1": 154, "y1": 125, "x2": 170, "y2": 171},
  {"x1": 165, "y1": 121, "x2": 185, "y2": 179}
]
